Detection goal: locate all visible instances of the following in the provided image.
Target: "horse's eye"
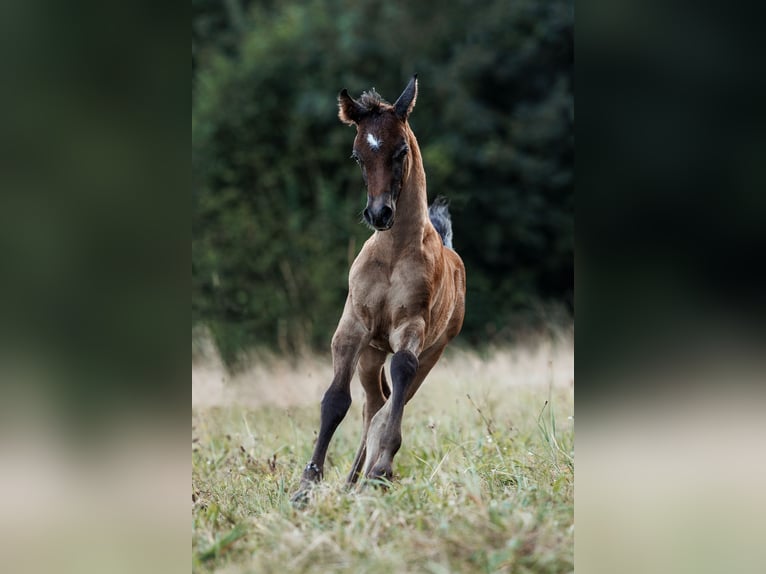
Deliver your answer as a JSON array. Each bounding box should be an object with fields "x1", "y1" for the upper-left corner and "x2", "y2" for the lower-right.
[
  {"x1": 394, "y1": 146, "x2": 409, "y2": 161},
  {"x1": 351, "y1": 152, "x2": 363, "y2": 165}
]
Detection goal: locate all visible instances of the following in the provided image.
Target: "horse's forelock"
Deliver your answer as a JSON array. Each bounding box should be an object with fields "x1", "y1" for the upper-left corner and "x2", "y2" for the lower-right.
[{"x1": 358, "y1": 89, "x2": 389, "y2": 113}]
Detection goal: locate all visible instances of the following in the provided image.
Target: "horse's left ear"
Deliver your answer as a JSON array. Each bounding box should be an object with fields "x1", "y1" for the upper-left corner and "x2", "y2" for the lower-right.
[{"x1": 394, "y1": 74, "x2": 418, "y2": 121}]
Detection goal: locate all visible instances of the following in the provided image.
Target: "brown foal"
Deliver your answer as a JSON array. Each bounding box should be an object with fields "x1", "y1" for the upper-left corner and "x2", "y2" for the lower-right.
[{"x1": 292, "y1": 76, "x2": 466, "y2": 502}]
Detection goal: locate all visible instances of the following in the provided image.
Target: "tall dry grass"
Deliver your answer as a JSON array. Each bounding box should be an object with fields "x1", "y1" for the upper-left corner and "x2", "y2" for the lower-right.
[
  {"x1": 192, "y1": 332, "x2": 574, "y2": 410},
  {"x1": 192, "y1": 334, "x2": 574, "y2": 573}
]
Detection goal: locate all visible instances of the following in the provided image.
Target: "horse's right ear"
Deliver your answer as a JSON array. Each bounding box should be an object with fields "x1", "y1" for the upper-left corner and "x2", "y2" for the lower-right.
[{"x1": 338, "y1": 89, "x2": 363, "y2": 125}]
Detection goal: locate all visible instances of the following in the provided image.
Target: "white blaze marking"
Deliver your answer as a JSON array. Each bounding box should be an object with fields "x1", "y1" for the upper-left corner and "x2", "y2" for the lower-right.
[{"x1": 366, "y1": 132, "x2": 382, "y2": 150}]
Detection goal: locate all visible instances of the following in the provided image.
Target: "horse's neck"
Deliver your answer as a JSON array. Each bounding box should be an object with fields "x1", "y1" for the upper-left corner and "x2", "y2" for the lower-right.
[{"x1": 384, "y1": 136, "x2": 428, "y2": 250}]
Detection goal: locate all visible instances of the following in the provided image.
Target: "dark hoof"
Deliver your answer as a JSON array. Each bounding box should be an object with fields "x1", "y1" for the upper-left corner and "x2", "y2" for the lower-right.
[
  {"x1": 290, "y1": 461, "x2": 322, "y2": 508},
  {"x1": 290, "y1": 485, "x2": 311, "y2": 508},
  {"x1": 364, "y1": 464, "x2": 393, "y2": 488}
]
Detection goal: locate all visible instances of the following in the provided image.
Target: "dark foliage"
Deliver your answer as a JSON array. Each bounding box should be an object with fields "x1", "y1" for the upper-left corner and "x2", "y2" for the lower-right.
[{"x1": 192, "y1": 0, "x2": 573, "y2": 365}]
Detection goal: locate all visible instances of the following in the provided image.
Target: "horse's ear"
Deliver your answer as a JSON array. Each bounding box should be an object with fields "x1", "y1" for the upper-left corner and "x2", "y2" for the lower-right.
[
  {"x1": 394, "y1": 74, "x2": 418, "y2": 121},
  {"x1": 338, "y1": 89, "x2": 363, "y2": 125}
]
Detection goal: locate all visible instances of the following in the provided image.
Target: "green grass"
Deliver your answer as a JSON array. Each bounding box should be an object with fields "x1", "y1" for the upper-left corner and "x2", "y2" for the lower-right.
[{"x1": 192, "y1": 350, "x2": 573, "y2": 573}]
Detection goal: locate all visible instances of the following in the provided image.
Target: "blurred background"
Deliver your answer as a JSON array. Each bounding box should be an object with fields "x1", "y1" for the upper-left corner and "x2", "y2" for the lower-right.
[{"x1": 192, "y1": 0, "x2": 573, "y2": 365}]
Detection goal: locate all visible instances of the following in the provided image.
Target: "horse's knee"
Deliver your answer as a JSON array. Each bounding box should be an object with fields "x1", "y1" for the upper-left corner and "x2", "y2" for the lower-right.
[
  {"x1": 391, "y1": 350, "x2": 418, "y2": 393},
  {"x1": 331, "y1": 329, "x2": 359, "y2": 361}
]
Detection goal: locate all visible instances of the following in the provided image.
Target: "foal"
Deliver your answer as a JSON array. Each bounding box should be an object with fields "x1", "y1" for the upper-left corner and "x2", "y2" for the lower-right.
[{"x1": 293, "y1": 76, "x2": 466, "y2": 500}]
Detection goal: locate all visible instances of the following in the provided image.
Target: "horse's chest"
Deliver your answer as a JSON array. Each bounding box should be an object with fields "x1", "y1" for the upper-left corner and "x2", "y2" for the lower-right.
[{"x1": 350, "y1": 265, "x2": 425, "y2": 332}]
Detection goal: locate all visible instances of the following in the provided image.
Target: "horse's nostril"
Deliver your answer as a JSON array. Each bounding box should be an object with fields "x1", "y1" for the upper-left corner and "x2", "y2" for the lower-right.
[{"x1": 365, "y1": 204, "x2": 394, "y2": 229}]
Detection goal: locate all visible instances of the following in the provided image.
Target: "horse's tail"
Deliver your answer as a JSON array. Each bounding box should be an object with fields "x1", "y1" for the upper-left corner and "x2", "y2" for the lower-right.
[{"x1": 428, "y1": 196, "x2": 454, "y2": 249}]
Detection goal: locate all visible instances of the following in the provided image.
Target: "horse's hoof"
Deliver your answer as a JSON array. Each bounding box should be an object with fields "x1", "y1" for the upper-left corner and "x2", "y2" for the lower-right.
[
  {"x1": 290, "y1": 485, "x2": 311, "y2": 508},
  {"x1": 291, "y1": 462, "x2": 322, "y2": 507},
  {"x1": 365, "y1": 464, "x2": 394, "y2": 488}
]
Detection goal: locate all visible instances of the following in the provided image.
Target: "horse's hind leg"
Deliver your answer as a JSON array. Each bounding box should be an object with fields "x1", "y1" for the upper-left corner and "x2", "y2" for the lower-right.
[
  {"x1": 346, "y1": 347, "x2": 388, "y2": 485},
  {"x1": 364, "y1": 343, "x2": 446, "y2": 481}
]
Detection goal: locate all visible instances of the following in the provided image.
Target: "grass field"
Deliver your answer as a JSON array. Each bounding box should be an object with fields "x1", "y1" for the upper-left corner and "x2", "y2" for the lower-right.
[{"x1": 192, "y1": 338, "x2": 573, "y2": 573}]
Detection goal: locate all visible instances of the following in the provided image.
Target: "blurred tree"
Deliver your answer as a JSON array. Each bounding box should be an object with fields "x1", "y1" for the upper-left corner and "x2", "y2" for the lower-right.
[{"x1": 192, "y1": 0, "x2": 573, "y2": 365}]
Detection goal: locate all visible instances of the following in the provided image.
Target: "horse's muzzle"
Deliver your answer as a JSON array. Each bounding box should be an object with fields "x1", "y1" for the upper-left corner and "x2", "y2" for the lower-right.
[{"x1": 363, "y1": 203, "x2": 394, "y2": 230}]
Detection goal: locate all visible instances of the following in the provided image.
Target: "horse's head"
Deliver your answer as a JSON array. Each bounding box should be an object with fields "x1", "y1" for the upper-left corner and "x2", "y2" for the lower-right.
[{"x1": 338, "y1": 75, "x2": 418, "y2": 231}]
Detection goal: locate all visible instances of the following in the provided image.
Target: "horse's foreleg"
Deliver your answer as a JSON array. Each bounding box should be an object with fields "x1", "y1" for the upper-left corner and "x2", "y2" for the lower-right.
[
  {"x1": 364, "y1": 349, "x2": 418, "y2": 481},
  {"x1": 364, "y1": 341, "x2": 446, "y2": 482},
  {"x1": 291, "y1": 318, "x2": 367, "y2": 503}
]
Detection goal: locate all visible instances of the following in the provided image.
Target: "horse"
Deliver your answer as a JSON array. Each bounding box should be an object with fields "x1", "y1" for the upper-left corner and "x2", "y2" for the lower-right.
[{"x1": 292, "y1": 75, "x2": 466, "y2": 502}]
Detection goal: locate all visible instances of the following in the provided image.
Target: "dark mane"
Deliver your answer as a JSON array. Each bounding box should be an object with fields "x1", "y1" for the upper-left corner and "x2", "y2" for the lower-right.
[{"x1": 358, "y1": 89, "x2": 388, "y2": 112}]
